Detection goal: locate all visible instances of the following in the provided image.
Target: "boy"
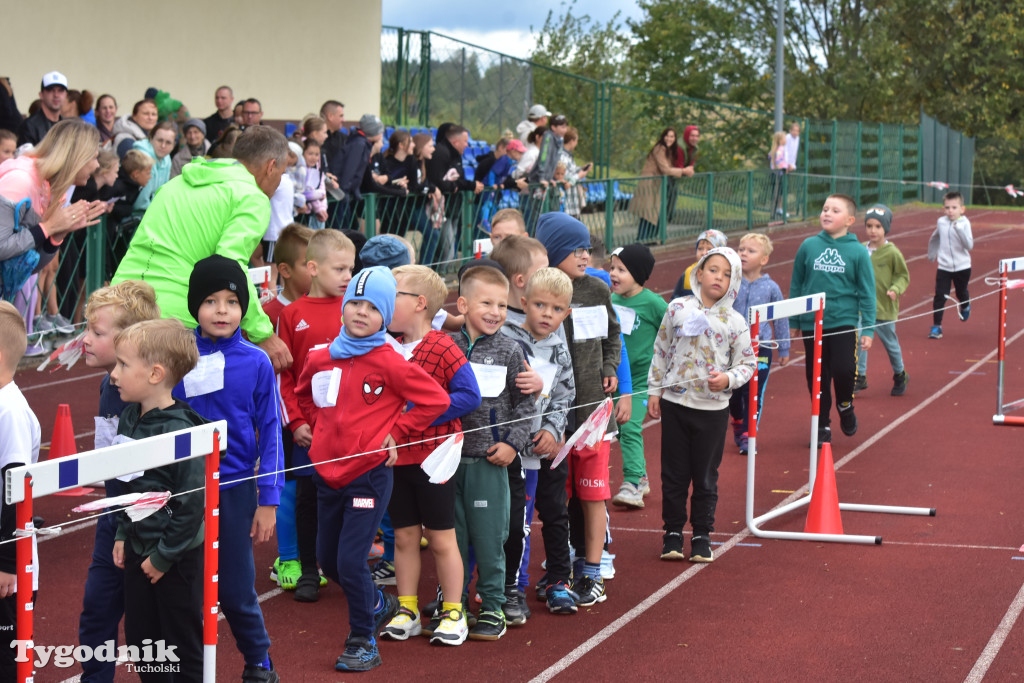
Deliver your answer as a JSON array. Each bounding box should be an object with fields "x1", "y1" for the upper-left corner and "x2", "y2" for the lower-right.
[
  {"x1": 0, "y1": 302, "x2": 41, "y2": 682},
  {"x1": 927, "y1": 191, "x2": 973, "y2": 339},
  {"x1": 729, "y1": 233, "x2": 790, "y2": 454},
  {"x1": 108, "y1": 149, "x2": 154, "y2": 226},
  {"x1": 0, "y1": 129, "x2": 16, "y2": 163},
  {"x1": 609, "y1": 243, "x2": 667, "y2": 506},
  {"x1": 856, "y1": 205, "x2": 910, "y2": 395},
  {"x1": 672, "y1": 229, "x2": 728, "y2": 299},
  {"x1": 172, "y1": 255, "x2": 283, "y2": 682},
  {"x1": 452, "y1": 265, "x2": 538, "y2": 639},
  {"x1": 278, "y1": 229, "x2": 356, "y2": 602},
  {"x1": 490, "y1": 208, "x2": 527, "y2": 246},
  {"x1": 110, "y1": 318, "x2": 205, "y2": 681},
  {"x1": 535, "y1": 212, "x2": 621, "y2": 606},
  {"x1": 78, "y1": 280, "x2": 160, "y2": 683},
  {"x1": 263, "y1": 223, "x2": 314, "y2": 592},
  {"x1": 295, "y1": 266, "x2": 450, "y2": 672},
  {"x1": 500, "y1": 266, "x2": 579, "y2": 615},
  {"x1": 789, "y1": 194, "x2": 876, "y2": 445},
  {"x1": 381, "y1": 265, "x2": 481, "y2": 645},
  {"x1": 648, "y1": 248, "x2": 755, "y2": 562}
]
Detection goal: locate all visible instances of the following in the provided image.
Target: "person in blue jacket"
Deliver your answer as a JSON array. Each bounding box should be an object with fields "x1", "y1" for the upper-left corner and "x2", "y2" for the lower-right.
[{"x1": 173, "y1": 254, "x2": 283, "y2": 683}]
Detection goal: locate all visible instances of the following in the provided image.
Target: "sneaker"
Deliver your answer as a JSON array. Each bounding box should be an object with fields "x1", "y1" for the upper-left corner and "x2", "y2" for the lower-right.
[
  {"x1": 838, "y1": 402, "x2": 857, "y2": 436},
  {"x1": 23, "y1": 341, "x2": 47, "y2": 358},
  {"x1": 738, "y1": 432, "x2": 749, "y2": 456},
  {"x1": 430, "y1": 607, "x2": 469, "y2": 646},
  {"x1": 370, "y1": 559, "x2": 396, "y2": 586},
  {"x1": 535, "y1": 574, "x2": 550, "y2": 602},
  {"x1": 661, "y1": 531, "x2": 686, "y2": 560},
  {"x1": 335, "y1": 636, "x2": 381, "y2": 672},
  {"x1": 294, "y1": 573, "x2": 321, "y2": 603},
  {"x1": 270, "y1": 558, "x2": 301, "y2": 590},
  {"x1": 46, "y1": 313, "x2": 75, "y2": 335},
  {"x1": 928, "y1": 325, "x2": 943, "y2": 339},
  {"x1": 468, "y1": 609, "x2": 506, "y2": 641},
  {"x1": 731, "y1": 418, "x2": 744, "y2": 446},
  {"x1": 381, "y1": 606, "x2": 421, "y2": 641},
  {"x1": 421, "y1": 607, "x2": 441, "y2": 637},
  {"x1": 811, "y1": 426, "x2": 831, "y2": 449},
  {"x1": 33, "y1": 316, "x2": 55, "y2": 334},
  {"x1": 546, "y1": 580, "x2": 578, "y2": 614},
  {"x1": 959, "y1": 302, "x2": 970, "y2": 321},
  {"x1": 503, "y1": 586, "x2": 527, "y2": 626},
  {"x1": 600, "y1": 550, "x2": 616, "y2": 580},
  {"x1": 611, "y1": 481, "x2": 644, "y2": 509},
  {"x1": 689, "y1": 535, "x2": 714, "y2": 563},
  {"x1": 373, "y1": 589, "x2": 400, "y2": 638},
  {"x1": 571, "y1": 576, "x2": 606, "y2": 607},
  {"x1": 519, "y1": 590, "x2": 532, "y2": 620},
  {"x1": 638, "y1": 474, "x2": 651, "y2": 496},
  {"x1": 891, "y1": 371, "x2": 909, "y2": 397},
  {"x1": 853, "y1": 375, "x2": 868, "y2": 393},
  {"x1": 242, "y1": 662, "x2": 279, "y2": 683}
]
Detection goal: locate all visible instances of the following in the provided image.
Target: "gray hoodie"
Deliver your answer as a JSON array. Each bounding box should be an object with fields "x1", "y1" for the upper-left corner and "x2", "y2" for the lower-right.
[{"x1": 927, "y1": 215, "x2": 973, "y2": 272}]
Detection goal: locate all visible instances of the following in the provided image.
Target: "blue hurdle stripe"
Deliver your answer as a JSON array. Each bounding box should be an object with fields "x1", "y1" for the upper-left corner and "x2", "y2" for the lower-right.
[
  {"x1": 807, "y1": 297, "x2": 813, "y2": 311},
  {"x1": 766, "y1": 305, "x2": 774, "y2": 320},
  {"x1": 58, "y1": 458, "x2": 78, "y2": 489},
  {"x1": 175, "y1": 432, "x2": 190, "y2": 460}
]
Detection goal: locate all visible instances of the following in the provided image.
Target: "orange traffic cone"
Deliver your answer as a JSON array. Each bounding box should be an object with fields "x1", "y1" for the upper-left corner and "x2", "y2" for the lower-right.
[
  {"x1": 49, "y1": 404, "x2": 94, "y2": 496},
  {"x1": 804, "y1": 442, "x2": 844, "y2": 534}
]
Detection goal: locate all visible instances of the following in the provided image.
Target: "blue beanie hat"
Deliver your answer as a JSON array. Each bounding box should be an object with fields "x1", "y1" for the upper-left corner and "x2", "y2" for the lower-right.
[
  {"x1": 535, "y1": 212, "x2": 591, "y2": 267},
  {"x1": 343, "y1": 266, "x2": 397, "y2": 329},
  {"x1": 360, "y1": 235, "x2": 412, "y2": 270}
]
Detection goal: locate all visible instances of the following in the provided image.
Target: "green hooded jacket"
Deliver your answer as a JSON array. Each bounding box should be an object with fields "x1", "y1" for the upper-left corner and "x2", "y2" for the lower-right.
[
  {"x1": 112, "y1": 159, "x2": 273, "y2": 342},
  {"x1": 864, "y1": 240, "x2": 910, "y2": 321},
  {"x1": 789, "y1": 230, "x2": 876, "y2": 335}
]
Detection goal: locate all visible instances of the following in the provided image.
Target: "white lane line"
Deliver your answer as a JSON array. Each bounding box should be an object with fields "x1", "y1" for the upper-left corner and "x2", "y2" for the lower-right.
[
  {"x1": 963, "y1": 580, "x2": 1024, "y2": 683},
  {"x1": 21, "y1": 371, "x2": 107, "y2": 392},
  {"x1": 41, "y1": 430, "x2": 95, "y2": 449}
]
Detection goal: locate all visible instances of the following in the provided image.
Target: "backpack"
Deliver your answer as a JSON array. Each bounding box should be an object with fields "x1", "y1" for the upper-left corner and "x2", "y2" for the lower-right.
[{"x1": 0, "y1": 196, "x2": 43, "y2": 301}]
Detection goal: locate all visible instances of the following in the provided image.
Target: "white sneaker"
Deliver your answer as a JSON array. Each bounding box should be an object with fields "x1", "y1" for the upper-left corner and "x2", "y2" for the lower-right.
[
  {"x1": 381, "y1": 607, "x2": 421, "y2": 641},
  {"x1": 33, "y1": 316, "x2": 55, "y2": 334},
  {"x1": 429, "y1": 608, "x2": 468, "y2": 646},
  {"x1": 47, "y1": 313, "x2": 75, "y2": 335},
  {"x1": 638, "y1": 474, "x2": 651, "y2": 496},
  {"x1": 600, "y1": 550, "x2": 616, "y2": 580},
  {"x1": 611, "y1": 481, "x2": 644, "y2": 509}
]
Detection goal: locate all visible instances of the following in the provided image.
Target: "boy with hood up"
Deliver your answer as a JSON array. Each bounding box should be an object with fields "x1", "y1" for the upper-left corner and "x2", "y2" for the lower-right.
[{"x1": 647, "y1": 247, "x2": 756, "y2": 563}]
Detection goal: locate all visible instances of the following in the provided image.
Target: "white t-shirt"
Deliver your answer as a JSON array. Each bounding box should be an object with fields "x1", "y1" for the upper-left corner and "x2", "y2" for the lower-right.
[
  {"x1": 784, "y1": 133, "x2": 800, "y2": 170},
  {"x1": 0, "y1": 381, "x2": 41, "y2": 591},
  {"x1": 265, "y1": 173, "x2": 295, "y2": 243}
]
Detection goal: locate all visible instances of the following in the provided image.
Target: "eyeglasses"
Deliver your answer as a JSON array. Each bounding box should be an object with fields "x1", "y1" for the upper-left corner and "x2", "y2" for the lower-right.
[
  {"x1": 572, "y1": 248, "x2": 592, "y2": 258},
  {"x1": 397, "y1": 291, "x2": 422, "y2": 298}
]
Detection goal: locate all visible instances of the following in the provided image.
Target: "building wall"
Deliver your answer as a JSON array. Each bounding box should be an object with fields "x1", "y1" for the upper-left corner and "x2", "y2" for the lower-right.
[{"x1": 0, "y1": 0, "x2": 381, "y2": 125}]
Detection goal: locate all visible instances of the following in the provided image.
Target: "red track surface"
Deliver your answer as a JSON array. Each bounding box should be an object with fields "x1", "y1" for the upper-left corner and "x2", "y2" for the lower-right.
[{"x1": 13, "y1": 206, "x2": 1024, "y2": 682}]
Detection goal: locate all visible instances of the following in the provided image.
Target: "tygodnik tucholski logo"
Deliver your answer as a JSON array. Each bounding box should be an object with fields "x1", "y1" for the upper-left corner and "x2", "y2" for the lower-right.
[
  {"x1": 12, "y1": 639, "x2": 180, "y2": 673},
  {"x1": 812, "y1": 248, "x2": 847, "y2": 274}
]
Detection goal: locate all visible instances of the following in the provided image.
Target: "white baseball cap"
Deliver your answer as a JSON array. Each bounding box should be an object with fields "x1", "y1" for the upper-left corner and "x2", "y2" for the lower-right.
[
  {"x1": 528, "y1": 104, "x2": 552, "y2": 119},
  {"x1": 41, "y1": 71, "x2": 68, "y2": 90}
]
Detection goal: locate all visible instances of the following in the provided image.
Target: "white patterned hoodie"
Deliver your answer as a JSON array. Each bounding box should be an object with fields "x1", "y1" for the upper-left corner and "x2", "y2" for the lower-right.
[{"x1": 647, "y1": 247, "x2": 756, "y2": 411}]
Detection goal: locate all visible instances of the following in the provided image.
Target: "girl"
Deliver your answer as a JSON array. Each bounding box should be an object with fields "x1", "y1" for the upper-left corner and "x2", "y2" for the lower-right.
[
  {"x1": 769, "y1": 130, "x2": 787, "y2": 217},
  {"x1": 302, "y1": 139, "x2": 328, "y2": 229},
  {"x1": 131, "y1": 120, "x2": 175, "y2": 213},
  {"x1": 94, "y1": 94, "x2": 118, "y2": 148},
  {"x1": 299, "y1": 115, "x2": 328, "y2": 145},
  {"x1": 112, "y1": 99, "x2": 158, "y2": 157}
]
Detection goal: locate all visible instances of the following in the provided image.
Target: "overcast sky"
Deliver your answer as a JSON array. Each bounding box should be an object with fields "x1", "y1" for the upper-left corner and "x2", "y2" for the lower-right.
[{"x1": 382, "y1": 0, "x2": 643, "y2": 58}]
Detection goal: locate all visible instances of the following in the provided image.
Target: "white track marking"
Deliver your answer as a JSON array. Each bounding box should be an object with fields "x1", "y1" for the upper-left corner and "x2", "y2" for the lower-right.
[
  {"x1": 21, "y1": 371, "x2": 107, "y2": 392},
  {"x1": 963, "y1": 580, "x2": 1024, "y2": 683}
]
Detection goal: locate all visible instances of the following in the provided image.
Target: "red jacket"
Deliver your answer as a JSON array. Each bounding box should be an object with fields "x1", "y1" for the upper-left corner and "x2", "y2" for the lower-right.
[
  {"x1": 295, "y1": 344, "x2": 450, "y2": 488},
  {"x1": 397, "y1": 330, "x2": 468, "y2": 466},
  {"x1": 278, "y1": 295, "x2": 344, "y2": 431}
]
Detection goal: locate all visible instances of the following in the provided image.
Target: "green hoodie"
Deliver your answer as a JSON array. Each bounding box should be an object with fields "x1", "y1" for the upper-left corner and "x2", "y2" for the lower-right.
[
  {"x1": 112, "y1": 159, "x2": 273, "y2": 342},
  {"x1": 863, "y1": 240, "x2": 910, "y2": 321},
  {"x1": 789, "y1": 230, "x2": 876, "y2": 335}
]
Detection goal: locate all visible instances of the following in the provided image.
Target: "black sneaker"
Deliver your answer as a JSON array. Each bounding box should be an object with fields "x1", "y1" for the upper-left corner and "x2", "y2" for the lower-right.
[
  {"x1": 689, "y1": 535, "x2": 714, "y2": 563},
  {"x1": 242, "y1": 661, "x2": 279, "y2": 683},
  {"x1": 294, "y1": 573, "x2": 321, "y2": 603},
  {"x1": 853, "y1": 375, "x2": 868, "y2": 393},
  {"x1": 959, "y1": 302, "x2": 970, "y2": 321},
  {"x1": 535, "y1": 573, "x2": 549, "y2": 602},
  {"x1": 812, "y1": 426, "x2": 831, "y2": 448},
  {"x1": 503, "y1": 586, "x2": 527, "y2": 626},
  {"x1": 372, "y1": 589, "x2": 400, "y2": 638},
  {"x1": 519, "y1": 590, "x2": 532, "y2": 620},
  {"x1": 468, "y1": 609, "x2": 506, "y2": 641},
  {"x1": 335, "y1": 636, "x2": 381, "y2": 672},
  {"x1": 838, "y1": 402, "x2": 857, "y2": 436},
  {"x1": 570, "y1": 575, "x2": 606, "y2": 606},
  {"x1": 660, "y1": 531, "x2": 686, "y2": 560},
  {"x1": 891, "y1": 371, "x2": 908, "y2": 396}
]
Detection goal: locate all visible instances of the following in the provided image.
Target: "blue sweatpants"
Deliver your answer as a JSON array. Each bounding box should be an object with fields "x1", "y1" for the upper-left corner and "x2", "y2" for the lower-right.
[
  {"x1": 276, "y1": 480, "x2": 298, "y2": 561},
  {"x1": 219, "y1": 479, "x2": 271, "y2": 665},
  {"x1": 78, "y1": 480, "x2": 125, "y2": 683},
  {"x1": 315, "y1": 464, "x2": 393, "y2": 639}
]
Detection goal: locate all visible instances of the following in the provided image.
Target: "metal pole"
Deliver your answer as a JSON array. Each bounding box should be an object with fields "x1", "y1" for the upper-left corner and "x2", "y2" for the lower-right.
[
  {"x1": 774, "y1": 0, "x2": 785, "y2": 132},
  {"x1": 460, "y1": 47, "x2": 466, "y2": 127}
]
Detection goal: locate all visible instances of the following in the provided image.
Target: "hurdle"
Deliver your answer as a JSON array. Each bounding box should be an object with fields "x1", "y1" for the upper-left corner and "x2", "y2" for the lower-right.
[
  {"x1": 993, "y1": 256, "x2": 1024, "y2": 425},
  {"x1": 249, "y1": 265, "x2": 273, "y2": 305},
  {"x1": 5, "y1": 421, "x2": 227, "y2": 683},
  {"x1": 744, "y1": 293, "x2": 935, "y2": 545}
]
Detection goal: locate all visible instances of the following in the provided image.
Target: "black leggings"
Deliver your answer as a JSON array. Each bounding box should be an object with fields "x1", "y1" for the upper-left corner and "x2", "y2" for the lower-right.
[
  {"x1": 933, "y1": 268, "x2": 971, "y2": 325},
  {"x1": 802, "y1": 326, "x2": 857, "y2": 428}
]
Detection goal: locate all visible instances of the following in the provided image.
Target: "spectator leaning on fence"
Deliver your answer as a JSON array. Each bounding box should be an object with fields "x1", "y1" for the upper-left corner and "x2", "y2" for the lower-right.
[
  {"x1": 634, "y1": 127, "x2": 686, "y2": 242},
  {"x1": 516, "y1": 103, "x2": 551, "y2": 143}
]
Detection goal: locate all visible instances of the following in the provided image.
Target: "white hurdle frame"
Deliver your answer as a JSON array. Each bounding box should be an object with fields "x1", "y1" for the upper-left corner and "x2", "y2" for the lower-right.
[
  {"x1": 5, "y1": 421, "x2": 227, "y2": 683},
  {"x1": 744, "y1": 294, "x2": 935, "y2": 545},
  {"x1": 993, "y1": 257, "x2": 1024, "y2": 425}
]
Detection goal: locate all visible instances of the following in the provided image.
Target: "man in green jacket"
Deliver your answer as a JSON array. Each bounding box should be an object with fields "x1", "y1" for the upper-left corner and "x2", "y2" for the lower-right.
[{"x1": 113, "y1": 126, "x2": 293, "y2": 370}]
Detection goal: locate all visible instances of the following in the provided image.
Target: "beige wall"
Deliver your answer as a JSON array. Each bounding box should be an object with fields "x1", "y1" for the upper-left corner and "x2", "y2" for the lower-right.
[{"x1": 1, "y1": 0, "x2": 381, "y2": 124}]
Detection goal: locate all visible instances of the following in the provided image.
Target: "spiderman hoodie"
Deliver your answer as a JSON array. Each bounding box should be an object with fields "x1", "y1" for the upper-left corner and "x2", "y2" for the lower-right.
[{"x1": 295, "y1": 267, "x2": 450, "y2": 488}]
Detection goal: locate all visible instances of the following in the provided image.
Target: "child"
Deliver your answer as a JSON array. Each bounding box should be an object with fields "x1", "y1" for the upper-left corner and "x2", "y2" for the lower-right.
[
  {"x1": 77, "y1": 280, "x2": 160, "y2": 683},
  {"x1": 295, "y1": 266, "x2": 450, "y2": 672},
  {"x1": 0, "y1": 129, "x2": 15, "y2": 163},
  {"x1": 769, "y1": 131, "x2": 787, "y2": 217},
  {"x1": 729, "y1": 233, "x2": 790, "y2": 454},
  {"x1": 535, "y1": 212, "x2": 621, "y2": 606},
  {"x1": 452, "y1": 265, "x2": 538, "y2": 639},
  {"x1": 500, "y1": 266, "x2": 579, "y2": 615},
  {"x1": 303, "y1": 138, "x2": 329, "y2": 229},
  {"x1": 928, "y1": 191, "x2": 973, "y2": 339},
  {"x1": 856, "y1": 205, "x2": 909, "y2": 395},
  {"x1": 789, "y1": 194, "x2": 876, "y2": 445},
  {"x1": 648, "y1": 247, "x2": 756, "y2": 562},
  {"x1": 672, "y1": 229, "x2": 728, "y2": 299},
  {"x1": 381, "y1": 265, "x2": 481, "y2": 646},
  {"x1": 278, "y1": 229, "x2": 356, "y2": 602},
  {"x1": 490, "y1": 208, "x2": 528, "y2": 245},
  {"x1": 171, "y1": 255, "x2": 283, "y2": 681},
  {"x1": 108, "y1": 149, "x2": 154, "y2": 226},
  {"x1": 552, "y1": 162, "x2": 582, "y2": 220},
  {"x1": 110, "y1": 318, "x2": 205, "y2": 681},
  {"x1": 0, "y1": 302, "x2": 41, "y2": 682},
  {"x1": 609, "y1": 243, "x2": 667, "y2": 506}
]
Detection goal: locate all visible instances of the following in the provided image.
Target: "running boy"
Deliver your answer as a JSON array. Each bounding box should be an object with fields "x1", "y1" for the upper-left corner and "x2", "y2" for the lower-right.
[
  {"x1": 927, "y1": 191, "x2": 973, "y2": 339},
  {"x1": 856, "y1": 205, "x2": 909, "y2": 395},
  {"x1": 609, "y1": 243, "x2": 667, "y2": 506},
  {"x1": 111, "y1": 319, "x2": 205, "y2": 680},
  {"x1": 172, "y1": 255, "x2": 283, "y2": 682},
  {"x1": 672, "y1": 229, "x2": 728, "y2": 299},
  {"x1": 729, "y1": 233, "x2": 790, "y2": 455},
  {"x1": 295, "y1": 266, "x2": 450, "y2": 672},
  {"x1": 789, "y1": 194, "x2": 876, "y2": 445},
  {"x1": 648, "y1": 248, "x2": 755, "y2": 562},
  {"x1": 0, "y1": 302, "x2": 41, "y2": 682}
]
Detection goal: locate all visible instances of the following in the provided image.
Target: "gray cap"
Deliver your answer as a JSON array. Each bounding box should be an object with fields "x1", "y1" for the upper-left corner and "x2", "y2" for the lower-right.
[
  {"x1": 528, "y1": 104, "x2": 551, "y2": 119},
  {"x1": 183, "y1": 118, "x2": 206, "y2": 135},
  {"x1": 359, "y1": 114, "x2": 384, "y2": 138}
]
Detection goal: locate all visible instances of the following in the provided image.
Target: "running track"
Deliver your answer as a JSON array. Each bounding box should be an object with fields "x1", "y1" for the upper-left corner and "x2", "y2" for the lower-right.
[{"x1": 12, "y1": 205, "x2": 1024, "y2": 681}]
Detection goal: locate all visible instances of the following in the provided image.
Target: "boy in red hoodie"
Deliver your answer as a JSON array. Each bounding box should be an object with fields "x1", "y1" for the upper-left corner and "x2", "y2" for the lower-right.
[{"x1": 296, "y1": 266, "x2": 450, "y2": 673}]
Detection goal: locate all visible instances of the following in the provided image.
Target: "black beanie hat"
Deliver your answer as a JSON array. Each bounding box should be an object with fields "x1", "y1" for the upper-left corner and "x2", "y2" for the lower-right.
[
  {"x1": 187, "y1": 254, "x2": 250, "y2": 323},
  {"x1": 611, "y1": 243, "x2": 655, "y2": 286}
]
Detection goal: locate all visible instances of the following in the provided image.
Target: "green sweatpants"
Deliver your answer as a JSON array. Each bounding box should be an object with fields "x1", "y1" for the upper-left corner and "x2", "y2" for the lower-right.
[
  {"x1": 454, "y1": 457, "x2": 510, "y2": 613},
  {"x1": 618, "y1": 392, "x2": 649, "y2": 485}
]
